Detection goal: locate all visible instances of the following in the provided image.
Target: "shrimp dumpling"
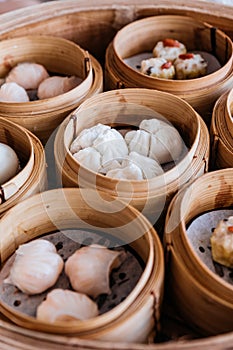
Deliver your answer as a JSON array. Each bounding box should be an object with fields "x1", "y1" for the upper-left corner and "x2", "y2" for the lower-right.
[
  {"x1": 0, "y1": 82, "x2": 29, "y2": 102},
  {"x1": 73, "y1": 147, "x2": 101, "y2": 172},
  {"x1": 65, "y1": 244, "x2": 122, "y2": 298},
  {"x1": 140, "y1": 119, "x2": 183, "y2": 164},
  {"x1": 93, "y1": 128, "x2": 128, "y2": 164},
  {"x1": 125, "y1": 130, "x2": 150, "y2": 157},
  {"x1": 106, "y1": 163, "x2": 144, "y2": 180},
  {"x1": 37, "y1": 75, "x2": 81, "y2": 99},
  {"x1": 4, "y1": 239, "x2": 64, "y2": 294},
  {"x1": 124, "y1": 151, "x2": 163, "y2": 179},
  {"x1": 6, "y1": 62, "x2": 49, "y2": 90},
  {"x1": 70, "y1": 123, "x2": 110, "y2": 154},
  {"x1": 37, "y1": 289, "x2": 99, "y2": 323}
]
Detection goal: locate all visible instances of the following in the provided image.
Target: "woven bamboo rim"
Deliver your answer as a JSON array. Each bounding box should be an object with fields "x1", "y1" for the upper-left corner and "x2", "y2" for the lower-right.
[
  {"x1": 0, "y1": 125, "x2": 47, "y2": 217},
  {"x1": 225, "y1": 87, "x2": 233, "y2": 138},
  {"x1": 210, "y1": 91, "x2": 233, "y2": 169},
  {"x1": 105, "y1": 15, "x2": 233, "y2": 122},
  {"x1": 0, "y1": 117, "x2": 34, "y2": 205},
  {"x1": 54, "y1": 88, "x2": 209, "y2": 224},
  {"x1": 164, "y1": 168, "x2": 233, "y2": 335},
  {"x1": 0, "y1": 188, "x2": 164, "y2": 342},
  {"x1": 0, "y1": 35, "x2": 103, "y2": 143}
]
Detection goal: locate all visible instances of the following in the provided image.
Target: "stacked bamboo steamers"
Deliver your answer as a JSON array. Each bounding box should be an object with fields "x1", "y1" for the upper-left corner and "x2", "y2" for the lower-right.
[
  {"x1": 105, "y1": 15, "x2": 233, "y2": 124},
  {"x1": 0, "y1": 2, "x2": 233, "y2": 350}
]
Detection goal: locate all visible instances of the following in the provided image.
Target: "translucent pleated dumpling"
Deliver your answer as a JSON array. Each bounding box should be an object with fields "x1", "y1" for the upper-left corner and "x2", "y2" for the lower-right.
[
  {"x1": 0, "y1": 82, "x2": 29, "y2": 102},
  {"x1": 6, "y1": 62, "x2": 49, "y2": 90},
  {"x1": 123, "y1": 151, "x2": 163, "y2": 179},
  {"x1": 73, "y1": 147, "x2": 101, "y2": 172},
  {"x1": 37, "y1": 75, "x2": 81, "y2": 99},
  {"x1": 4, "y1": 239, "x2": 64, "y2": 294},
  {"x1": 65, "y1": 244, "x2": 122, "y2": 298},
  {"x1": 36, "y1": 289, "x2": 99, "y2": 323},
  {"x1": 139, "y1": 118, "x2": 183, "y2": 164},
  {"x1": 70, "y1": 123, "x2": 110, "y2": 154}
]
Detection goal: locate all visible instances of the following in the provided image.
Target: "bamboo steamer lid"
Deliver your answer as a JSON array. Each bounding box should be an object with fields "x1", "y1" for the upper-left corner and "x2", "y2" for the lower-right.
[
  {"x1": 0, "y1": 187, "x2": 164, "y2": 342},
  {"x1": 105, "y1": 15, "x2": 233, "y2": 124},
  {"x1": 164, "y1": 168, "x2": 233, "y2": 335},
  {"x1": 0, "y1": 117, "x2": 47, "y2": 216},
  {"x1": 0, "y1": 35, "x2": 103, "y2": 144},
  {"x1": 210, "y1": 91, "x2": 233, "y2": 169},
  {"x1": 54, "y1": 88, "x2": 209, "y2": 227}
]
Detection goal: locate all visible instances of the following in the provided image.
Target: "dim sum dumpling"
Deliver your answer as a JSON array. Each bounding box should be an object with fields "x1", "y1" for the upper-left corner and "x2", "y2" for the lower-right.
[
  {"x1": 70, "y1": 123, "x2": 110, "y2": 154},
  {"x1": 73, "y1": 147, "x2": 101, "y2": 172},
  {"x1": 123, "y1": 151, "x2": 163, "y2": 179},
  {"x1": 65, "y1": 244, "x2": 122, "y2": 298},
  {"x1": 106, "y1": 163, "x2": 144, "y2": 180},
  {"x1": 0, "y1": 82, "x2": 29, "y2": 102},
  {"x1": 93, "y1": 128, "x2": 128, "y2": 164},
  {"x1": 140, "y1": 119, "x2": 183, "y2": 164},
  {"x1": 99, "y1": 159, "x2": 122, "y2": 175},
  {"x1": 210, "y1": 216, "x2": 233, "y2": 268},
  {"x1": 37, "y1": 75, "x2": 81, "y2": 99},
  {"x1": 4, "y1": 239, "x2": 64, "y2": 295},
  {"x1": 125, "y1": 130, "x2": 150, "y2": 157},
  {"x1": 6, "y1": 62, "x2": 49, "y2": 90},
  {"x1": 36, "y1": 289, "x2": 99, "y2": 323}
]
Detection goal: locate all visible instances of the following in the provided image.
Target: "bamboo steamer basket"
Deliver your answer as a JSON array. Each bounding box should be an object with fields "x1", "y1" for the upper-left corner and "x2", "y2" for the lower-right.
[
  {"x1": 105, "y1": 15, "x2": 233, "y2": 123},
  {"x1": 1, "y1": 0, "x2": 233, "y2": 349},
  {"x1": 164, "y1": 168, "x2": 233, "y2": 335},
  {"x1": 210, "y1": 91, "x2": 233, "y2": 169},
  {"x1": 0, "y1": 187, "x2": 164, "y2": 343},
  {"x1": 0, "y1": 35, "x2": 103, "y2": 144},
  {"x1": 225, "y1": 87, "x2": 233, "y2": 139},
  {"x1": 0, "y1": 117, "x2": 47, "y2": 217},
  {"x1": 54, "y1": 88, "x2": 209, "y2": 227}
]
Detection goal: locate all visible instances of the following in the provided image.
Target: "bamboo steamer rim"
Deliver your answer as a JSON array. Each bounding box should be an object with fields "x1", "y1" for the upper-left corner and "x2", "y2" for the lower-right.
[
  {"x1": 62, "y1": 88, "x2": 201, "y2": 191},
  {"x1": 225, "y1": 88, "x2": 233, "y2": 139},
  {"x1": 165, "y1": 168, "x2": 233, "y2": 298},
  {"x1": 0, "y1": 127, "x2": 47, "y2": 215},
  {"x1": 55, "y1": 114, "x2": 208, "y2": 202},
  {"x1": 0, "y1": 35, "x2": 93, "y2": 114},
  {"x1": 111, "y1": 15, "x2": 233, "y2": 92},
  {"x1": 0, "y1": 187, "x2": 164, "y2": 335},
  {"x1": 0, "y1": 117, "x2": 34, "y2": 204}
]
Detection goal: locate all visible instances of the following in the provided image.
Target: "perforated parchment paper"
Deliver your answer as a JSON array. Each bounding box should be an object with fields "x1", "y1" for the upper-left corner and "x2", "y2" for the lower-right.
[
  {"x1": 0, "y1": 229, "x2": 143, "y2": 318},
  {"x1": 187, "y1": 209, "x2": 233, "y2": 285}
]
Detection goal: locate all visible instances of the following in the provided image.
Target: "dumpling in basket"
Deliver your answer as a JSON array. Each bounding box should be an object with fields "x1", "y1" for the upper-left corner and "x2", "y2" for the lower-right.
[
  {"x1": 153, "y1": 38, "x2": 187, "y2": 62},
  {"x1": 174, "y1": 53, "x2": 208, "y2": 79},
  {"x1": 140, "y1": 57, "x2": 175, "y2": 79},
  {"x1": 65, "y1": 244, "x2": 122, "y2": 298},
  {"x1": 210, "y1": 216, "x2": 233, "y2": 268},
  {"x1": 37, "y1": 289, "x2": 98, "y2": 323}
]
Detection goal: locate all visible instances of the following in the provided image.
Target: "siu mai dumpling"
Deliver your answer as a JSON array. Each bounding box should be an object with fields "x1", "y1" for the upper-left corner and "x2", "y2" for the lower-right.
[
  {"x1": 153, "y1": 38, "x2": 186, "y2": 62},
  {"x1": 4, "y1": 239, "x2": 64, "y2": 294},
  {"x1": 140, "y1": 119, "x2": 183, "y2": 164},
  {"x1": 210, "y1": 216, "x2": 233, "y2": 268},
  {"x1": 37, "y1": 289, "x2": 98, "y2": 323},
  {"x1": 65, "y1": 244, "x2": 122, "y2": 298},
  {"x1": 6, "y1": 62, "x2": 49, "y2": 90},
  {"x1": 37, "y1": 75, "x2": 81, "y2": 99}
]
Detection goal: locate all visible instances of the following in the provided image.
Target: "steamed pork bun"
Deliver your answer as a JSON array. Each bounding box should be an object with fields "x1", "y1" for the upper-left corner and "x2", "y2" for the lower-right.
[{"x1": 0, "y1": 143, "x2": 19, "y2": 185}]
